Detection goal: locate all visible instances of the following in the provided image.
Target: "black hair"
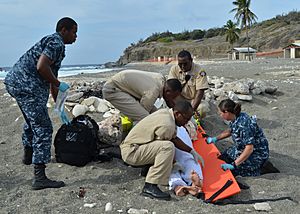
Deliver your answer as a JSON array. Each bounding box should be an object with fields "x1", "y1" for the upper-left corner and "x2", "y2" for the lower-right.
[
  {"x1": 218, "y1": 99, "x2": 241, "y2": 116},
  {"x1": 166, "y1": 79, "x2": 182, "y2": 92},
  {"x1": 173, "y1": 100, "x2": 193, "y2": 114},
  {"x1": 56, "y1": 17, "x2": 77, "y2": 32},
  {"x1": 178, "y1": 50, "x2": 192, "y2": 60}
]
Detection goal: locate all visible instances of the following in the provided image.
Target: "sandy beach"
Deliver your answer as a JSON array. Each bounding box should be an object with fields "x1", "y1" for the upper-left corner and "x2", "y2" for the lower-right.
[{"x1": 0, "y1": 58, "x2": 300, "y2": 213}]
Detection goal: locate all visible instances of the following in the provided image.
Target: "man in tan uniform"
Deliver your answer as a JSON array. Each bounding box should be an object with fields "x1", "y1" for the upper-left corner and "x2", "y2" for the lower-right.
[
  {"x1": 102, "y1": 69, "x2": 182, "y2": 122},
  {"x1": 168, "y1": 50, "x2": 209, "y2": 111},
  {"x1": 120, "y1": 100, "x2": 204, "y2": 200}
]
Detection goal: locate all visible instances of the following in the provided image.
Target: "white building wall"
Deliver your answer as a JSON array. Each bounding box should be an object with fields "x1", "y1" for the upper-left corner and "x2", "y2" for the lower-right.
[{"x1": 291, "y1": 48, "x2": 295, "y2": 58}]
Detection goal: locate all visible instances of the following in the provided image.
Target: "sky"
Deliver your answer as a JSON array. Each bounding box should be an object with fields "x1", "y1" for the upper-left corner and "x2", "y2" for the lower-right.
[{"x1": 0, "y1": 0, "x2": 298, "y2": 67}]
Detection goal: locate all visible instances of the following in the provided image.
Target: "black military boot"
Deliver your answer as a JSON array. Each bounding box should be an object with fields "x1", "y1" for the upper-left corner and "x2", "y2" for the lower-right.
[
  {"x1": 22, "y1": 146, "x2": 33, "y2": 165},
  {"x1": 142, "y1": 182, "x2": 171, "y2": 200},
  {"x1": 32, "y1": 164, "x2": 65, "y2": 190}
]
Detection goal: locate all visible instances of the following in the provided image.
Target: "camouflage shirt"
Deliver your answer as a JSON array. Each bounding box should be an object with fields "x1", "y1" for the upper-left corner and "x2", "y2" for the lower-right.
[
  {"x1": 228, "y1": 112, "x2": 269, "y2": 163},
  {"x1": 4, "y1": 32, "x2": 65, "y2": 96}
]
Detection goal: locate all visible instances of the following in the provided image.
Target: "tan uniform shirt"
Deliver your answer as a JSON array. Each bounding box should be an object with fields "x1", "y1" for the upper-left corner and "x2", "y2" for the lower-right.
[
  {"x1": 120, "y1": 108, "x2": 177, "y2": 147},
  {"x1": 111, "y1": 69, "x2": 165, "y2": 112},
  {"x1": 168, "y1": 62, "x2": 209, "y2": 100}
]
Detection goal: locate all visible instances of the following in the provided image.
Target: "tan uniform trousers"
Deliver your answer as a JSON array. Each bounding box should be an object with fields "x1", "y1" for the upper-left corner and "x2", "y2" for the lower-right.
[
  {"x1": 102, "y1": 81, "x2": 149, "y2": 122},
  {"x1": 121, "y1": 140, "x2": 175, "y2": 185}
]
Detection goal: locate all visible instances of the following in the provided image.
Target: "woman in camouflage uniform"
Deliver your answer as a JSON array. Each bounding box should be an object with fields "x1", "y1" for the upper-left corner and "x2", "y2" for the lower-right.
[{"x1": 207, "y1": 99, "x2": 269, "y2": 177}]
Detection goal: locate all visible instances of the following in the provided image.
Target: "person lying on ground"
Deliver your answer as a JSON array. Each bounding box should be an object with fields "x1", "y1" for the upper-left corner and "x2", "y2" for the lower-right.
[
  {"x1": 169, "y1": 126, "x2": 203, "y2": 197},
  {"x1": 206, "y1": 99, "x2": 269, "y2": 177},
  {"x1": 120, "y1": 100, "x2": 203, "y2": 200}
]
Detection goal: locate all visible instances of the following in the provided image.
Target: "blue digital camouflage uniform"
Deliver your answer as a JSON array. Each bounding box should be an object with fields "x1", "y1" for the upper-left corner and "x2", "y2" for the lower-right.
[
  {"x1": 224, "y1": 112, "x2": 269, "y2": 176},
  {"x1": 4, "y1": 32, "x2": 65, "y2": 164}
]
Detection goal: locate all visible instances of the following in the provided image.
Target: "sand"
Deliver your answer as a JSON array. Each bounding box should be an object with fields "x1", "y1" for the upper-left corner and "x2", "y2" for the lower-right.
[{"x1": 0, "y1": 58, "x2": 299, "y2": 213}]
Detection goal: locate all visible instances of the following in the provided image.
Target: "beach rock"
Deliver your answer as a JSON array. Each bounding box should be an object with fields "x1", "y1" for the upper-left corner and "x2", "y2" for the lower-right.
[
  {"x1": 216, "y1": 95, "x2": 228, "y2": 101},
  {"x1": 103, "y1": 111, "x2": 113, "y2": 118},
  {"x1": 66, "y1": 92, "x2": 84, "y2": 102},
  {"x1": 88, "y1": 105, "x2": 96, "y2": 112},
  {"x1": 127, "y1": 208, "x2": 149, "y2": 214},
  {"x1": 204, "y1": 89, "x2": 215, "y2": 101},
  {"x1": 265, "y1": 85, "x2": 278, "y2": 94},
  {"x1": 97, "y1": 114, "x2": 122, "y2": 146},
  {"x1": 236, "y1": 94, "x2": 253, "y2": 101},
  {"x1": 254, "y1": 202, "x2": 271, "y2": 211},
  {"x1": 81, "y1": 96, "x2": 97, "y2": 106},
  {"x1": 228, "y1": 91, "x2": 239, "y2": 102},
  {"x1": 197, "y1": 100, "x2": 210, "y2": 118},
  {"x1": 212, "y1": 88, "x2": 226, "y2": 98},
  {"x1": 223, "y1": 82, "x2": 250, "y2": 95},
  {"x1": 64, "y1": 102, "x2": 77, "y2": 107},
  {"x1": 105, "y1": 202, "x2": 113, "y2": 212},
  {"x1": 96, "y1": 99, "x2": 110, "y2": 113},
  {"x1": 213, "y1": 79, "x2": 223, "y2": 89},
  {"x1": 72, "y1": 104, "x2": 89, "y2": 117},
  {"x1": 251, "y1": 88, "x2": 263, "y2": 95},
  {"x1": 240, "y1": 78, "x2": 255, "y2": 90},
  {"x1": 83, "y1": 203, "x2": 97, "y2": 208}
]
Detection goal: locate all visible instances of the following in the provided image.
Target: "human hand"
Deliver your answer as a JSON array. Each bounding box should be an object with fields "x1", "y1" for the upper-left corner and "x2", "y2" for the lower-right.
[
  {"x1": 58, "y1": 81, "x2": 70, "y2": 92},
  {"x1": 60, "y1": 110, "x2": 70, "y2": 125},
  {"x1": 221, "y1": 163, "x2": 235, "y2": 171},
  {"x1": 190, "y1": 149, "x2": 205, "y2": 167},
  {"x1": 206, "y1": 137, "x2": 218, "y2": 144}
]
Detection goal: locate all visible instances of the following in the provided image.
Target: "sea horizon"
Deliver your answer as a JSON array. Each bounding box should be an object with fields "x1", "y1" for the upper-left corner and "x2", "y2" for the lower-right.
[{"x1": 0, "y1": 63, "x2": 121, "y2": 80}]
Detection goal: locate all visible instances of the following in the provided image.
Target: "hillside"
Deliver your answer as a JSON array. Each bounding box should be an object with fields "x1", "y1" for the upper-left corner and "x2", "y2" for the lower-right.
[{"x1": 118, "y1": 11, "x2": 300, "y2": 65}]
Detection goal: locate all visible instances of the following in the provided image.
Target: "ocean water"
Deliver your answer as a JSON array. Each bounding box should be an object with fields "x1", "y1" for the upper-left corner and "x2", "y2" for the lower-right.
[{"x1": 0, "y1": 64, "x2": 119, "y2": 80}]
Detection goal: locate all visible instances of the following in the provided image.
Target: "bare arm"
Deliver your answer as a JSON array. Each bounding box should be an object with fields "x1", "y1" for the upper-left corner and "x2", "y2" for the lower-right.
[
  {"x1": 191, "y1": 89, "x2": 204, "y2": 111},
  {"x1": 50, "y1": 84, "x2": 59, "y2": 102},
  {"x1": 216, "y1": 129, "x2": 231, "y2": 141},
  {"x1": 37, "y1": 54, "x2": 60, "y2": 87},
  {"x1": 171, "y1": 136, "x2": 192, "y2": 153},
  {"x1": 234, "y1": 144, "x2": 254, "y2": 166}
]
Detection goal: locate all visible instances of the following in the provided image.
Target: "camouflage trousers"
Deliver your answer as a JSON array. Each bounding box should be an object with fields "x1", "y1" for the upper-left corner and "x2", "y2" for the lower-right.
[
  {"x1": 223, "y1": 147, "x2": 268, "y2": 177},
  {"x1": 6, "y1": 85, "x2": 52, "y2": 164}
]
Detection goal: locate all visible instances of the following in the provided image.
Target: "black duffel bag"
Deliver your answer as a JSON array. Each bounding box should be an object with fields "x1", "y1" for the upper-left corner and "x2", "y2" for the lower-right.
[{"x1": 54, "y1": 115, "x2": 100, "y2": 167}]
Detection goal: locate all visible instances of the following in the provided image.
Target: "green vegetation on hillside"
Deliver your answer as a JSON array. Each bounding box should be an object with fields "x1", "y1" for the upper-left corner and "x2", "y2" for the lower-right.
[
  {"x1": 119, "y1": 10, "x2": 300, "y2": 65},
  {"x1": 132, "y1": 10, "x2": 299, "y2": 47}
]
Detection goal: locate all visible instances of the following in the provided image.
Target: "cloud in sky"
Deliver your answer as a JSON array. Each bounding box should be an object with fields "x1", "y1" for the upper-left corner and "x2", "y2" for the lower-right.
[{"x1": 0, "y1": 0, "x2": 298, "y2": 66}]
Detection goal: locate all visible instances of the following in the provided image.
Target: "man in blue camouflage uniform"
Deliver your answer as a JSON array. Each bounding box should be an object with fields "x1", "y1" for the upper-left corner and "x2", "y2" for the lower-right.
[
  {"x1": 4, "y1": 17, "x2": 77, "y2": 190},
  {"x1": 206, "y1": 99, "x2": 269, "y2": 177}
]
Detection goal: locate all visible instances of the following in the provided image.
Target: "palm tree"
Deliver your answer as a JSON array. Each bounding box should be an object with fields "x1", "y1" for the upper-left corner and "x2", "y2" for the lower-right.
[
  {"x1": 231, "y1": 0, "x2": 257, "y2": 61},
  {"x1": 224, "y1": 20, "x2": 240, "y2": 50}
]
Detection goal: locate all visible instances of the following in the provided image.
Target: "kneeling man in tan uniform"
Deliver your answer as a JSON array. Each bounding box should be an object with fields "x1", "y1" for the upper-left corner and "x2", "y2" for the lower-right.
[
  {"x1": 103, "y1": 69, "x2": 182, "y2": 122},
  {"x1": 120, "y1": 100, "x2": 203, "y2": 200}
]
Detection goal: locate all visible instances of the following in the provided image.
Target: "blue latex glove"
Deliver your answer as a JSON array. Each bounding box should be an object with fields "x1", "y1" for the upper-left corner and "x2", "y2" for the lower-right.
[
  {"x1": 58, "y1": 82, "x2": 70, "y2": 92},
  {"x1": 221, "y1": 163, "x2": 235, "y2": 171},
  {"x1": 206, "y1": 137, "x2": 218, "y2": 144},
  {"x1": 60, "y1": 110, "x2": 70, "y2": 125}
]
